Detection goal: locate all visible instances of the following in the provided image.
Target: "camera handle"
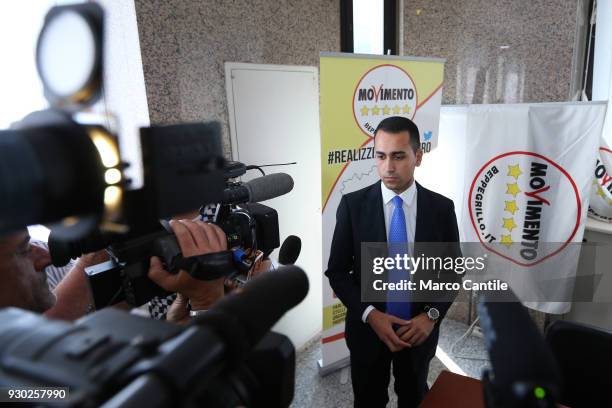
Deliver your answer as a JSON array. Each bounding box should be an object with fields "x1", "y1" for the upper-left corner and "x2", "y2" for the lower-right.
[{"x1": 154, "y1": 235, "x2": 235, "y2": 280}]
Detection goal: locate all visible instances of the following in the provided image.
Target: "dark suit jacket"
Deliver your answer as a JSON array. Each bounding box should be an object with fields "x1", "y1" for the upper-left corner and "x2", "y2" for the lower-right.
[{"x1": 325, "y1": 180, "x2": 461, "y2": 363}]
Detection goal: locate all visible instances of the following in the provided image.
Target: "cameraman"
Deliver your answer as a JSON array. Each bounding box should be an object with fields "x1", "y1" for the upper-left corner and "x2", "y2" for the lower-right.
[{"x1": 0, "y1": 220, "x2": 228, "y2": 323}]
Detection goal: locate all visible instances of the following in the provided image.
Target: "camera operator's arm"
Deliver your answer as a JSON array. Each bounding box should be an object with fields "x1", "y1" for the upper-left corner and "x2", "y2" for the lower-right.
[
  {"x1": 44, "y1": 250, "x2": 110, "y2": 321},
  {"x1": 148, "y1": 220, "x2": 226, "y2": 314}
]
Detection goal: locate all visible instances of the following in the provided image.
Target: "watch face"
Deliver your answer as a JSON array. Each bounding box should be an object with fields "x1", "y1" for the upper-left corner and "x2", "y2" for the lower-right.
[{"x1": 428, "y1": 308, "x2": 440, "y2": 320}]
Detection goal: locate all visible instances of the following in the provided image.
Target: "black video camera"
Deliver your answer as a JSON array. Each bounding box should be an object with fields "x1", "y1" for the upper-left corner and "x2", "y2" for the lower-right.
[
  {"x1": 0, "y1": 266, "x2": 309, "y2": 408},
  {"x1": 48, "y1": 160, "x2": 294, "y2": 308},
  {"x1": 199, "y1": 162, "x2": 295, "y2": 277}
]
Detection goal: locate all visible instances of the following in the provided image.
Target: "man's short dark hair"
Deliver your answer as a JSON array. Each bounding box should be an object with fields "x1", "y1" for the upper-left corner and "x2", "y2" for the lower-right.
[{"x1": 374, "y1": 116, "x2": 421, "y2": 153}]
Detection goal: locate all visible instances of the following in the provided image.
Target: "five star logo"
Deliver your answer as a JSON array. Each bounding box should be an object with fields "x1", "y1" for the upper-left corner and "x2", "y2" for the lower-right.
[
  {"x1": 506, "y1": 183, "x2": 521, "y2": 197},
  {"x1": 470, "y1": 153, "x2": 577, "y2": 266},
  {"x1": 353, "y1": 64, "x2": 418, "y2": 137},
  {"x1": 504, "y1": 200, "x2": 518, "y2": 215},
  {"x1": 507, "y1": 164, "x2": 522, "y2": 179},
  {"x1": 502, "y1": 217, "x2": 517, "y2": 232}
]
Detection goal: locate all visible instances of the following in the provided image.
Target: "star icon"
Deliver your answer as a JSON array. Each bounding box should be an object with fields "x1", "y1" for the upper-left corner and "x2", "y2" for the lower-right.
[
  {"x1": 393, "y1": 105, "x2": 401, "y2": 114},
  {"x1": 500, "y1": 234, "x2": 513, "y2": 248},
  {"x1": 502, "y1": 217, "x2": 517, "y2": 232},
  {"x1": 402, "y1": 104, "x2": 411, "y2": 114},
  {"x1": 504, "y1": 200, "x2": 518, "y2": 215},
  {"x1": 360, "y1": 105, "x2": 369, "y2": 116},
  {"x1": 372, "y1": 106, "x2": 381, "y2": 115},
  {"x1": 383, "y1": 105, "x2": 391, "y2": 115},
  {"x1": 507, "y1": 164, "x2": 522, "y2": 180},
  {"x1": 506, "y1": 183, "x2": 521, "y2": 197}
]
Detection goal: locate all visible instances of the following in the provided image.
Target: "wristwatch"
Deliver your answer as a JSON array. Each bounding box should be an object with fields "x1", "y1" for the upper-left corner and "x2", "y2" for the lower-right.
[{"x1": 424, "y1": 306, "x2": 440, "y2": 322}]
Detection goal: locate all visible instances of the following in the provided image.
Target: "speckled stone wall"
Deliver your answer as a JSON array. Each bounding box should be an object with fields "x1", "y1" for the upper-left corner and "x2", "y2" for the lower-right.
[
  {"x1": 134, "y1": 0, "x2": 339, "y2": 155},
  {"x1": 403, "y1": 0, "x2": 578, "y2": 104}
]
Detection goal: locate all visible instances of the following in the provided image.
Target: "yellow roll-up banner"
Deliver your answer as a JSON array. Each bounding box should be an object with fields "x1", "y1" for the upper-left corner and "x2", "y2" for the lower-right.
[{"x1": 319, "y1": 52, "x2": 444, "y2": 373}]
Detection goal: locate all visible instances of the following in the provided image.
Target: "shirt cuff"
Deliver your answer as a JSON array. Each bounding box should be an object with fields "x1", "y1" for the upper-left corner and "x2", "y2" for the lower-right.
[{"x1": 362, "y1": 305, "x2": 375, "y2": 323}]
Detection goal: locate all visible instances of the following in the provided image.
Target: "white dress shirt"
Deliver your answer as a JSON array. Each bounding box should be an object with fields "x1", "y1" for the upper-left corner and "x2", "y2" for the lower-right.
[{"x1": 361, "y1": 181, "x2": 418, "y2": 323}]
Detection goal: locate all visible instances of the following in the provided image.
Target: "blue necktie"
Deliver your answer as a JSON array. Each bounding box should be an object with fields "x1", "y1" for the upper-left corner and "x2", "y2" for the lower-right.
[{"x1": 386, "y1": 195, "x2": 412, "y2": 320}]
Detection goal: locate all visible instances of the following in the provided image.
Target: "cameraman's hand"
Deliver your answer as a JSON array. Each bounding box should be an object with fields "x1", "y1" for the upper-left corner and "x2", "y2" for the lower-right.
[
  {"x1": 149, "y1": 219, "x2": 227, "y2": 311},
  {"x1": 45, "y1": 249, "x2": 110, "y2": 320},
  {"x1": 166, "y1": 293, "x2": 191, "y2": 325},
  {"x1": 75, "y1": 250, "x2": 110, "y2": 270}
]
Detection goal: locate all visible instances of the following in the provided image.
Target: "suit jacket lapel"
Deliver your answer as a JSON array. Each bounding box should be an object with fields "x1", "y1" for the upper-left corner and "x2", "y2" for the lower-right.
[
  {"x1": 363, "y1": 182, "x2": 387, "y2": 312},
  {"x1": 363, "y1": 181, "x2": 387, "y2": 243}
]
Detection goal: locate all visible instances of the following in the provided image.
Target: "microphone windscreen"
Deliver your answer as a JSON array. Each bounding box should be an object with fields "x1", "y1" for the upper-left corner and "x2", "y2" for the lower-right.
[
  {"x1": 192, "y1": 265, "x2": 308, "y2": 349},
  {"x1": 279, "y1": 235, "x2": 301, "y2": 265},
  {"x1": 246, "y1": 173, "x2": 294, "y2": 203}
]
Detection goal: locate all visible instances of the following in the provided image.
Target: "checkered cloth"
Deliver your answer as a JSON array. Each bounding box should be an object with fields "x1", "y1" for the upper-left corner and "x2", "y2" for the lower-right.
[
  {"x1": 147, "y1": 293, "x2": 177, "y2": 320},
  {"x1": 200, "y1": 203, "x2": 220, "y2": 222}
]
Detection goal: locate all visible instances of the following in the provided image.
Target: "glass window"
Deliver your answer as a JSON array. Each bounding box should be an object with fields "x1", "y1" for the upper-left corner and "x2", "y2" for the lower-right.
[
  {"x1": 353, "y1": 0, "x2": 384, "y2": 54},
  {"x1": 341, "y1": 0, "x2": 397, "y2": 55}
]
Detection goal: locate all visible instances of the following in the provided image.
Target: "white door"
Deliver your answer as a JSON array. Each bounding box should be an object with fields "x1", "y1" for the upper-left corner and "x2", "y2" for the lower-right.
[{"x1": 226, "y1": 63, "x2": 322, "y2": 348}]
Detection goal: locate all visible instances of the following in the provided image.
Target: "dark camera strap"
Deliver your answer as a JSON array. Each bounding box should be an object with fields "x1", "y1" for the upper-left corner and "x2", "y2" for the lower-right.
[{"x1": 173, "y1": 250, "x2": 235, "y2": 281}]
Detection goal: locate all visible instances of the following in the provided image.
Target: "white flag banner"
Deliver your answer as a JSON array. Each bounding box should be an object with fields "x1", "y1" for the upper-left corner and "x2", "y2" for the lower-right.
[
  {"x1": 462, "y1": 102, "x2": 606, "y2": 314},
  {"x1": 588, "y1": 139, "x2": 612, "y2": 222}
]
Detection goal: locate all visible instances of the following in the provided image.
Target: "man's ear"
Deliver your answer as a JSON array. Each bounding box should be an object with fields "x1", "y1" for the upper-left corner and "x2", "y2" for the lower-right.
[{"x1": 415, "y1": 149, "x2": 424, "y2": 166}]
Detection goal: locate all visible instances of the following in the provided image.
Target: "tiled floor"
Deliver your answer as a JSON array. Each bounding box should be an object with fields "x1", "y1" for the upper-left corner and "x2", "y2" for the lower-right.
[{"x1": 290, "y1": 318, "x2": 489, "y2": 408}]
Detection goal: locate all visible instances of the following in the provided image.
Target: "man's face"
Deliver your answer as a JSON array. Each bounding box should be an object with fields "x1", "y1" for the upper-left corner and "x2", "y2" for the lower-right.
[
  {"x1": 0, "y1": 230, "x2": 56, "y2": 313},
  {"x1": 375, "y1": 129, "x2": 423, "y2": 194}
]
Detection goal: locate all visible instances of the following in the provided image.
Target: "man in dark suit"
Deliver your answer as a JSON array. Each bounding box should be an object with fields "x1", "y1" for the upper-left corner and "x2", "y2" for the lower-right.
[{"x1": 325, "y1": 116, "x2": 461, "y2": 408}]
